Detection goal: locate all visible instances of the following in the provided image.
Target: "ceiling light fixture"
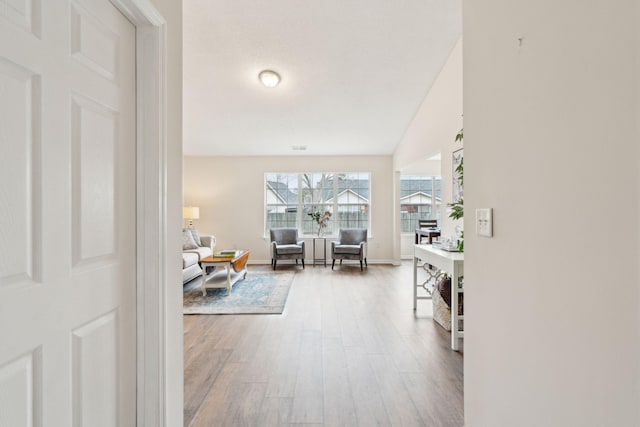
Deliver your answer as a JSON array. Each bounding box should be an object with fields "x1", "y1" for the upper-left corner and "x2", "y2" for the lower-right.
[{"x1": 259, "y1": 69, "x2": 281, "y2": 88}]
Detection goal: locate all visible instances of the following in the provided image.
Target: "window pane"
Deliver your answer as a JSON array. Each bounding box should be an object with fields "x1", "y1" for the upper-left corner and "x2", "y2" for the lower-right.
[
  {"x1": 336, "y1": 172, "x2": 369, "y2": 230},
  {"x1": 434, "y1": 177, "x2": 442, "y2": 223},
  {"x1": 400, "y1": 175, "x2": 441, "y2": 232},
  {"x1": 337, "y1": 203, "x2": 369, "y2": 229},
  {"x1": 300, "y1": 173, "x2": 335, "y2": 235},
  {"x1": 265, "y1": 172, "x2": 370, "y2": 234},
  {"x1": 301, "y1": 173, "x2": 334, "y2": 205},
  {"x1": 266, "y1": 173, "x2": 299, "y2": 232}
]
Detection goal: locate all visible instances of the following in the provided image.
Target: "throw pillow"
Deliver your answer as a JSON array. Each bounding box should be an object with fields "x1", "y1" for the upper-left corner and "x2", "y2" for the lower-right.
[
  {"x1": 189, "y1": 227, "x2": 202, "y2": 246},
  {"x1": 182, "y1": 230, "x2": 199, "y2": 250}
]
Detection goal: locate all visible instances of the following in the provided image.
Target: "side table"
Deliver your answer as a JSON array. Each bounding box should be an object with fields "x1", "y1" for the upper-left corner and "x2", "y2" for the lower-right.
[{"x1": 312, "y1": 237, "x2": 327, "y2": 267}]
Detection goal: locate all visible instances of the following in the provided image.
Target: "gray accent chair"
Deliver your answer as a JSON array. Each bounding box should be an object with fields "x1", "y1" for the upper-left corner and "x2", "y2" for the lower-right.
[
  {"x1": 331, "y1": 228, "x2": 367, "y2": 271},
  {"x1": 270, "y1": 228, "x2": 305, "y2": 270}
]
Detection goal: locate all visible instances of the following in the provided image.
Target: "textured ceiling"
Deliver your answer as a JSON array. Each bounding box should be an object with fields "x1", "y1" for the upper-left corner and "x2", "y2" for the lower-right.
[{"x1": 183, "y1": 0, "x2": 461, "y2": 156}]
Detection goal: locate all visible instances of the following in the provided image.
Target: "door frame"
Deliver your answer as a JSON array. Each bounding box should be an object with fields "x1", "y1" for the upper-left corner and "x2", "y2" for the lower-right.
[{"x1": 108, "y1": 1, "x2": 171, "y2": 425}]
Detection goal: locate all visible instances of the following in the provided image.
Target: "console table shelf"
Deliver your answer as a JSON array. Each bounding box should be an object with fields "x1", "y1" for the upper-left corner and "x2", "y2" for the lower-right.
[{"x1": 413, "y1": 244, "x2": 464, "y2": 350}]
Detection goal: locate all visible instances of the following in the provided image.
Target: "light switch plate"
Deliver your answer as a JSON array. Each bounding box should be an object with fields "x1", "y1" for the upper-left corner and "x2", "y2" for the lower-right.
[{"x1": 476, "y1": 208, "x2": 493, "y2": 237}]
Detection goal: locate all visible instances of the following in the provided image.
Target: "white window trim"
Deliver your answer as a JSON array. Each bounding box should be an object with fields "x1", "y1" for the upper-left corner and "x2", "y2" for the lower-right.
[{"x1": 265, "y1": 172, "x2": 372, "y2": 237}]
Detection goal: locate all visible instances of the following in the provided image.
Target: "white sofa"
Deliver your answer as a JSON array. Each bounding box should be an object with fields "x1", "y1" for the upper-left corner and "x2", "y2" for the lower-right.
[{"x1": 182, "y1": 229, "x2": 216, "y2": 284}]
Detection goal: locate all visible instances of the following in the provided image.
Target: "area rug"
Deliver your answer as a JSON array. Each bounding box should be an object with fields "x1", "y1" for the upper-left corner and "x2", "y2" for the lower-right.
[{"x1": 183, "y1": 270, "x2": 295, "y2": 315}]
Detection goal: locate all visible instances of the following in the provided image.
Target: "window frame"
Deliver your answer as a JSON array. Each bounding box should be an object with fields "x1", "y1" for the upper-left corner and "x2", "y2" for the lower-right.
[{"x1": 265, "y1": 172, "x2": 371, "y2": 237}]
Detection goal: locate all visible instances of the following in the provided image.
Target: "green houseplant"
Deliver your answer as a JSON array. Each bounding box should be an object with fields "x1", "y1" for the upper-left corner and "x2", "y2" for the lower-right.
[{"x1": 448, "y1": 129, "x2": 464, "y2": 251}]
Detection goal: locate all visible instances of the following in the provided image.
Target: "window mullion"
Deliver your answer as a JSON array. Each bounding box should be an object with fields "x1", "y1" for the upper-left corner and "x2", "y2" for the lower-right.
[
  {"x1": 297, "y1": 173, "x2": 302, "y2": 231},
  {"x1": 333, "y1": 173, "x2": 339, "y2": 230},
  {"x1": 431, "y1": 176, "x2": 435, "y2": 219}
]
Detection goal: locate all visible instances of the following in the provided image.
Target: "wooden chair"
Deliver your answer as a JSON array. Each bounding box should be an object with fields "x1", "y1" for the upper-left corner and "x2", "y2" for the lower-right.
[{"x1": 415, "y1": 219, "x2": 441, "y2": 244}]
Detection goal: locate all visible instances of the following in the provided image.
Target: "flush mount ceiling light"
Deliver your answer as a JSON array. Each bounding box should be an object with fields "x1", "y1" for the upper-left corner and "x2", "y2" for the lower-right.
[{"x1": 258, "y1": 69, "x2": 281, "y2": 88}]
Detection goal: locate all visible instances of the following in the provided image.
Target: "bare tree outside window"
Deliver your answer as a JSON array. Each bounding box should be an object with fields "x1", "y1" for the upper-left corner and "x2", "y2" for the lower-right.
[{"x1": 301, "y1": 173, "x2": 335, "y2": 235}]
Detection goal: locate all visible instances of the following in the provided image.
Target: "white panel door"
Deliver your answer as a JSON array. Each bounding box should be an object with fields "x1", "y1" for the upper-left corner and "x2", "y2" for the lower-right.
[{"x1": 0, "y1": 0, "x2": 136, "y2": 425}]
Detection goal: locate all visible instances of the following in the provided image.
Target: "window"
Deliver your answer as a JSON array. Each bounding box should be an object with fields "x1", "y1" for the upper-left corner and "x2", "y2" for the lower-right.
[
  {"x1": 400, "y1": 176, "x2": 441, "y2": 232},
  {"x1": 265, "y1": 172, "x2": 370, "y2": 235},
  {"x1": 300, "y1": 173, "x2": 335, "y2": 235},
  {"x1": 335, "y1": 172, "x2": 369, "y2": 230},
  {"x1": 265, "y1": 173, "x2": 299, "y2": 229}
]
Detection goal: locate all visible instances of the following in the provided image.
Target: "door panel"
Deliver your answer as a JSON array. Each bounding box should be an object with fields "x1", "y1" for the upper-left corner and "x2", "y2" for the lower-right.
[
  {"x1": 0, "y1": 349, "x2": 41, "y2": 426},
  {"x1": 0, "y1": 0, "x2": 40, "y2": 36},
  {"x1": 72, "y1": 311, "x2": 118, "y2": 426},
  {"x1": 0, "y1": 0, "x2": 136, "y2": 424},
  {"x1": 71, "y1": 94, "x2": 118, "y2": 266},
  {"x1": 0, "y1": 57, "x2": 39, "y2": 287}
]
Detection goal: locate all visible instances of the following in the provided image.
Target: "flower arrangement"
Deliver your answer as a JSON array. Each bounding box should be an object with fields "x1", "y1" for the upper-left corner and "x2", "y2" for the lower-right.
[{"x1": 308, "y1": 210, "x2": 332, "y2": 236}]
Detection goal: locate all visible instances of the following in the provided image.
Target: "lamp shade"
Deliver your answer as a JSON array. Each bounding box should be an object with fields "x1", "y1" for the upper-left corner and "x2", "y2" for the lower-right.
[{"x1": 182, "y1": 206, "x2": 200, "y2": 220}]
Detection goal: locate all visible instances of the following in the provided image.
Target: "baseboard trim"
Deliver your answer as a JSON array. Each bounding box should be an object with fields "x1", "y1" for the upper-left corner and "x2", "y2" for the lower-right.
[{"x1": 249, "y1": 259, "x2": 401, "y2": 266}]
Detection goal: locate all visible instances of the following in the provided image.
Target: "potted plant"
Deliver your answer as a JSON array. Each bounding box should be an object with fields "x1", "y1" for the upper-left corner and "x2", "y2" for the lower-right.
[{"x1": 448, "y1": 129, "x2": 464, "y2": 251}]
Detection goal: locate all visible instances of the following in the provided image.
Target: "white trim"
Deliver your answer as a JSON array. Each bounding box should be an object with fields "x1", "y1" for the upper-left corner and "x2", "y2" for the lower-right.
[
  {"x1": 109, "y1": 1, "x2": 168, "y2": 426},
  {"x1": 248, "y1": 259, "x2": 399, "y2": 266}
]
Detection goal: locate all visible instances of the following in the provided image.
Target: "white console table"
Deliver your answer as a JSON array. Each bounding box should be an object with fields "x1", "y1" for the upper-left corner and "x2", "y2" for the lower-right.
[{"x1": 413, "y1": 244, "x2": 464, "y2": 350}]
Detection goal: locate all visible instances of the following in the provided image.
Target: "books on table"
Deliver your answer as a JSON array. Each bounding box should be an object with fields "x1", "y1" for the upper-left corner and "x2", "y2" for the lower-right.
[{"x1": 214, "y1": 250, "x2": 240, "y2": 258}]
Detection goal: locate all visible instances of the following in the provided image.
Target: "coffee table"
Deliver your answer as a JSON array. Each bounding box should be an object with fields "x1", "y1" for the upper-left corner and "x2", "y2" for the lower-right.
[{"x1": 199, "y1": 250, "x2": 250, "y2": 296}]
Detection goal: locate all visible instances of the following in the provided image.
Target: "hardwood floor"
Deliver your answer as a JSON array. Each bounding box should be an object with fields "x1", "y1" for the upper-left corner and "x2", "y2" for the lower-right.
[{"x1": 183, "y1": 262, "x2": 464, "y2": 427}]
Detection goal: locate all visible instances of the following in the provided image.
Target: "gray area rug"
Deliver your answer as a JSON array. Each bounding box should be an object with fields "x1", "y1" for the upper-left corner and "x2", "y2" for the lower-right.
[{"x1": 183, "y1": 270, "x2": 295, "y2": 314}]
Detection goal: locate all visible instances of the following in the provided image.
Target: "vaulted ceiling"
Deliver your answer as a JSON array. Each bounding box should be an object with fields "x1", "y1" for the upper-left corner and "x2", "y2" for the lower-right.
[{"x1": 183, "y1": 0, "x2": 461, "y2": 156}]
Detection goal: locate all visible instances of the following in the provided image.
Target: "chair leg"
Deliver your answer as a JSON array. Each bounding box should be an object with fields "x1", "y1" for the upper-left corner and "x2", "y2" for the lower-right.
[
  {"x1": 360, "y1": 260, "x2": 363, "y2": 271},
  {"x1": 273, "y1": 259, "x2": 277, "y2": 270},
  {"x1": 364, "y1": 258, "x2": 368, "y2": 267},
  {"x1": 301, "y1": 259, "x2": 305, "y2": 269},
  {"x1": 332, "y1": 259, "x2": 335, "y2": 270},
  {"x1": 295, "y1": 259, "x2": 298, "y2": 264}
]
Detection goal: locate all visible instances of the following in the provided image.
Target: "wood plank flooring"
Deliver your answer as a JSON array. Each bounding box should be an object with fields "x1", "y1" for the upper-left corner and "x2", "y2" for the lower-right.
[{"x1": 184, "y1": 262, "x2": 464, "y2": 427}]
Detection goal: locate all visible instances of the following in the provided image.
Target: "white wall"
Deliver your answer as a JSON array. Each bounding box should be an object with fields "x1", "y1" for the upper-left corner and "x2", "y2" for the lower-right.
[
  {"x1": 393, "y1": 37, "x2": 463, "y2": 173},
  {"x1": 183, "y1": 155, "x2": 397, "y2": 264},
  {"x1": 148, "y1": 0, "x2": 183, "y2": 425},
  {"x1": 464, "y1": 2, "x2": 639, "y2": 426},
  {"x1": 393, "y1": 37, "x2": 463, "y2": 257}
]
